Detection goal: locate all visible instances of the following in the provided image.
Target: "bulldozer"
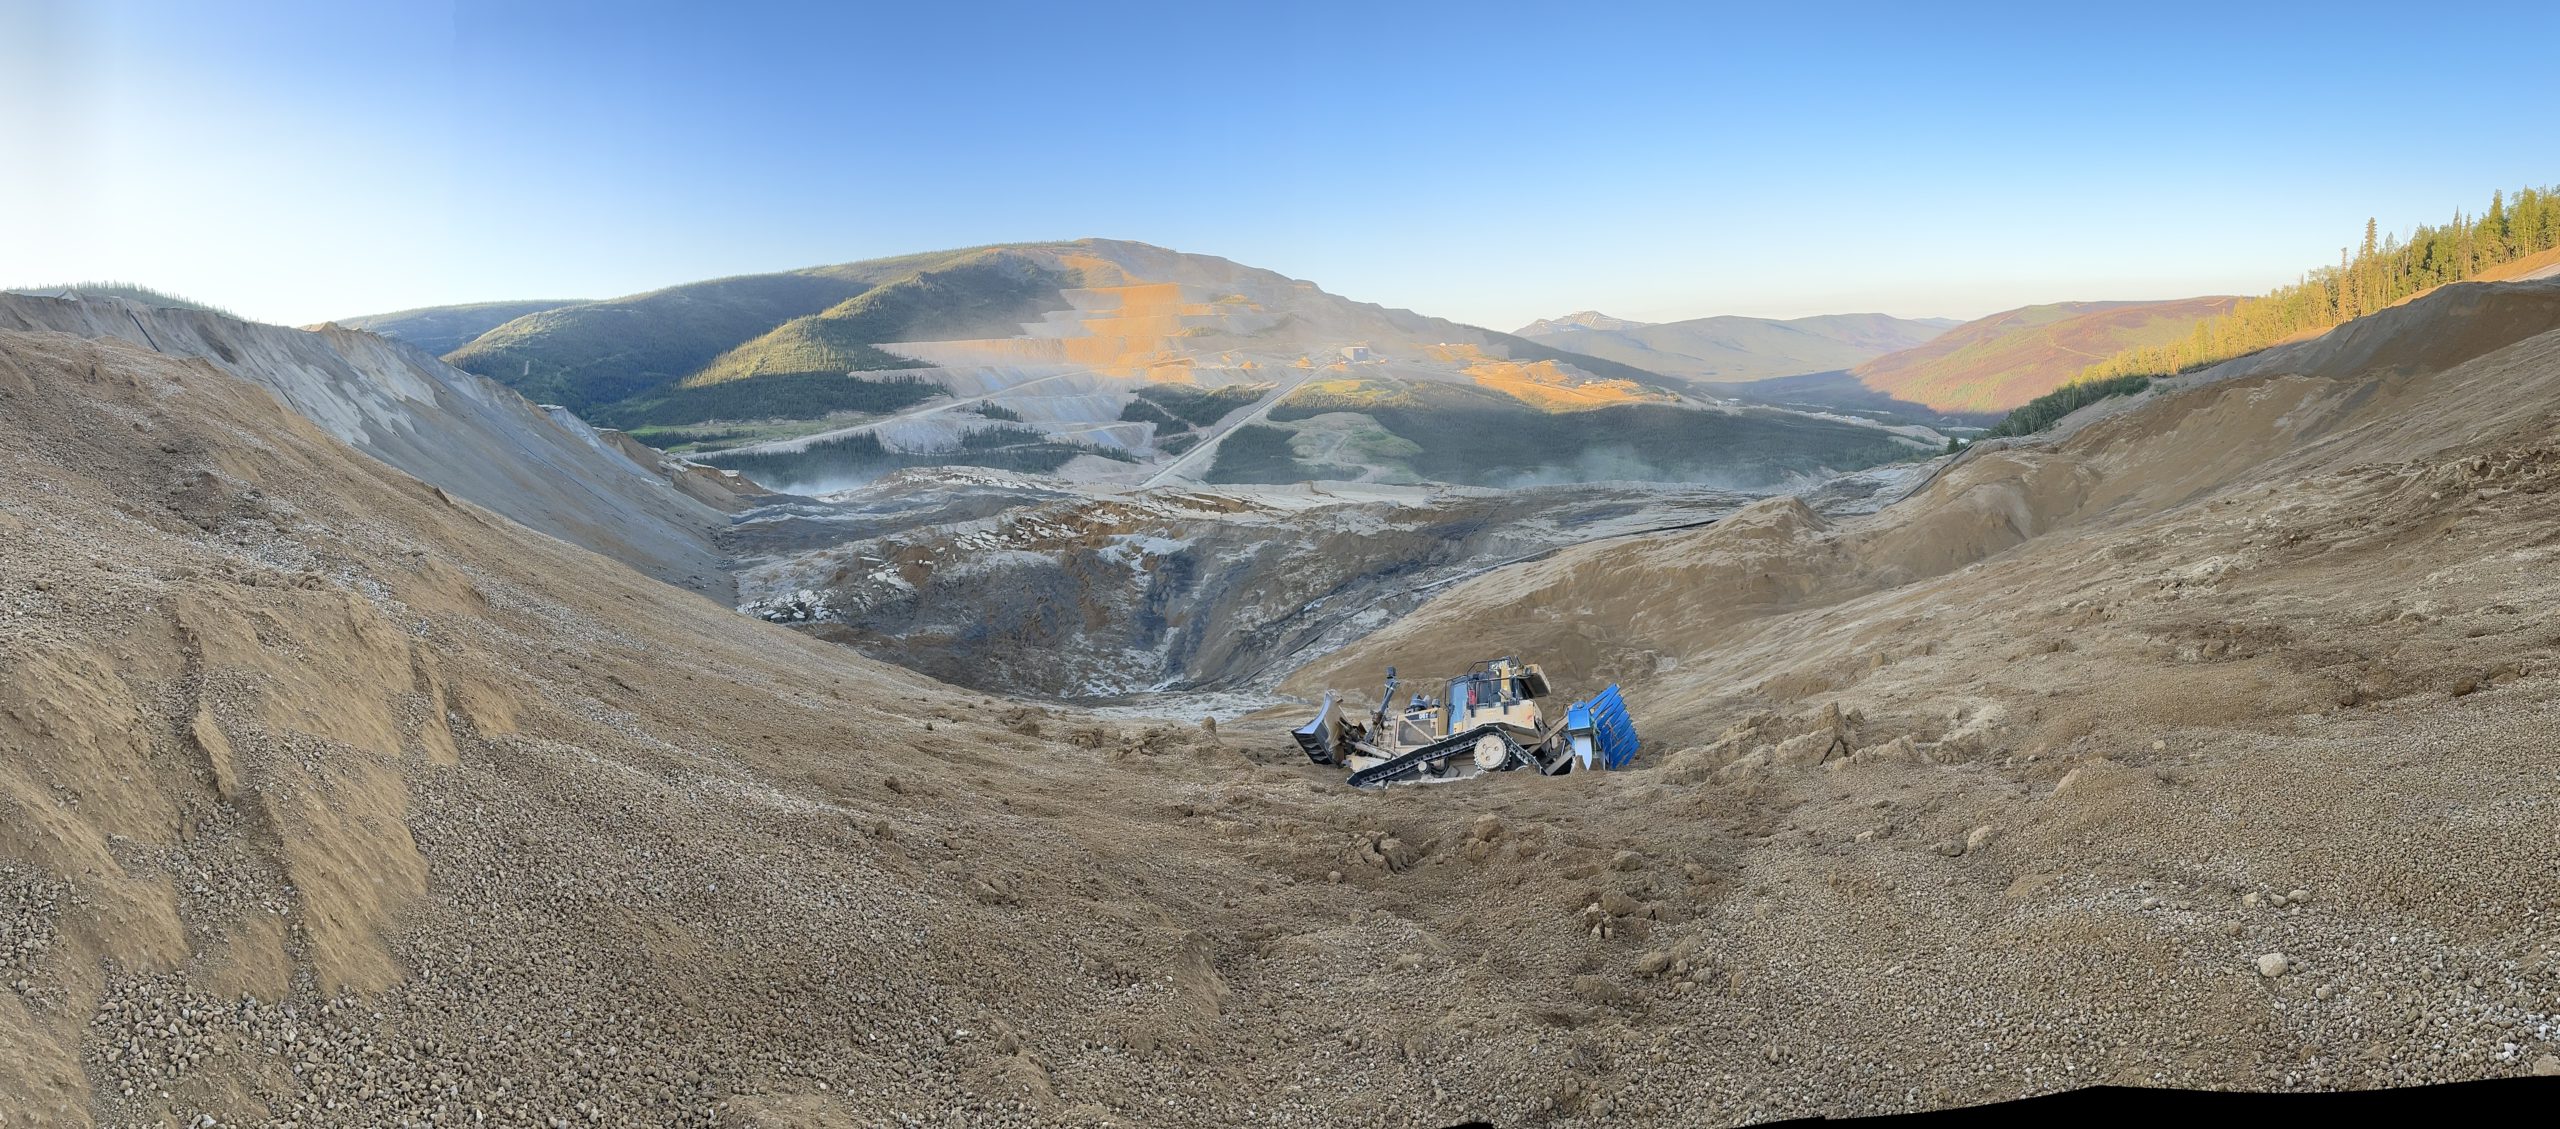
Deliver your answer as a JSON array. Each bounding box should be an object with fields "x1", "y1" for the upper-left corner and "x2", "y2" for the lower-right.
[{"x1": 1292, "y1": 657, "x2": 1637, "y2": 788}]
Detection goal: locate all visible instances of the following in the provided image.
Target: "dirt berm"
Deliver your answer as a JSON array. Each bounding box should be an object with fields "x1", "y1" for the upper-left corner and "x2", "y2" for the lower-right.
[{"x1": 4, "y1": 281, "x2": 2560, "y2": 1127}]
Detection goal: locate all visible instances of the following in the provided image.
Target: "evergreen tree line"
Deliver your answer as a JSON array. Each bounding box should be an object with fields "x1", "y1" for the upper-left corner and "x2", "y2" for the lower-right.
[
  {"x1": 2076, "y1": 184, "x2": 2560, "y2": 384},
  {"x1": 1977, "y1": 183, "x2": 2560, "y2": 440},
  {"x1": 1981, "y1": 374, "x2": 2153, "y2": 439},
  {"x1": 6, "y1": 281, "x2": 238, "y2": 317}
]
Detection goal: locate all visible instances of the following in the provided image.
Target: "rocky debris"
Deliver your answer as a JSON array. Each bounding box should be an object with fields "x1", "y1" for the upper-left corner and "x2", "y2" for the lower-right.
[
  {"x1": 1, "y1": 866, "x2": 68, "y2": 993},
  {"x1": 1110, "y1": 724, "x2": 1218, "y2": 761},
  {"x1": 1570, "y1": 975, "x2": 1626, "y2": 1005},
  {"x1": 2258, "y1": 953, "x2": 2291, "y2": 978},
  {"x1": 1707, "y1": 704, "x2": 1897, "y2": 780},
  {"x1": 1458, "y1": 815, "x2": 1509, "y2": 864},
  {"x1": 1843, "y1": 734, "x2": 1925, "y2": 766},
  {"x1": 1349, "y1": 831, "x2": 1421, "y2": 873},
  {"x1": 971, "y1": 872, "x2": 1021, "y2": 906},
  {"x1": 1772, "y1": 702, "x2": 1855, "y2": 767}
]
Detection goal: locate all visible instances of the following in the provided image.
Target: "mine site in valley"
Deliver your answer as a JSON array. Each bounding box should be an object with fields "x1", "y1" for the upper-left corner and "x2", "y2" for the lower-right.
[{"x1": 5, "y1": 3, "x2": 2559, "y2": 1126}]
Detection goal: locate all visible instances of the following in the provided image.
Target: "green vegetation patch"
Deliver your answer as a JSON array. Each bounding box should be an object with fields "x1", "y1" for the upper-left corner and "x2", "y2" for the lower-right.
[
  {"x1": 1204, "y1": 424, "x2": 1306, "y2": 484},
  {"x1": 1132, "y1": 383, "x2": 1268, "y2": 427},
  {"x1": 449, "y1": 245, "x2": 1077, "y2": 414},
  {"x1": 690, "y1": 319, "x2": 922, "y2": 383},
  {"x1": 1118, "y1": 398, "x2": 1187, "y2": 430},
  {"x1": 624, "y1": 425, "x2": 751, "y2": 451},
  {"x1": 692, "y1": 256, "x2": 1070, "y2": 386},
  {"x1": 452, "y1": 273, "x2": 886, "y2": 409},
  {"x1": 8, "y1": 282, "x2": 237, "y2": 317},
  {"x1": 589, "y1": 372, "x2": 944, "y2": 429},
  {"x1": 699, "y1": 423, "x2": 1133, "y2": 491},
  {"x1": 334, "y1": 299, "x2": 585, "y2": 355},
  {"x1": 1326, "y1": 418, "x2": 1423, "y2": 463},
  {"x1": 1214, "y1": 382, "x2": 1914, "y2": 488},
  {"x1": 2070, "y1": 182, "x2": 2560, "y2": 388},
  {"x1": 1983, "y1": 374, "x2": 2153, "y2": 438},
  {"x1": 1267, "y1": 379, "x2": 1421, "y2": 420}
]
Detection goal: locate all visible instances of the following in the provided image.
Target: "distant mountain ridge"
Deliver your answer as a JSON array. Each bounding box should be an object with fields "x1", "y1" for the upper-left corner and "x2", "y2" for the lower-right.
[
  {"x1": 1515, "y1": 310, "x2": 1651, "y2": 335},
  {"x1": 341, "y1": 239, "x2": 1937, "y2": 491},
  {"x1": 333, "y1": 299, "x2": 587, "y2": 356},
  {"x1": 1850, "y1": 297, "x2": 2240, "y2": 414},
  {"x1": 1514, "y1": 309, "x2": 1959, "y2": 384}
]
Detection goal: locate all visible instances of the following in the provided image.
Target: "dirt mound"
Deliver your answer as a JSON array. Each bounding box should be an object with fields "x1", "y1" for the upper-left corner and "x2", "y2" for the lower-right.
[
  {"x1": 0, "y1": 328, "x2": 1103, "y2": 1124},
  {"x1": 1307, "y1": 280, "x2": 2560, "y2": 711},
  {"x1": 2211, "y1": 277, "x2": 2560, "y2": 384},
  {"x1": 0, "y1": 292, "x2": 732, "y2": 597}
]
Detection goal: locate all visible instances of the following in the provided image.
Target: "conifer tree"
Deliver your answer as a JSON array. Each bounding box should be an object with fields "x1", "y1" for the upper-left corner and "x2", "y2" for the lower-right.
[{"x1": 2039, "y1": 184, "x2": 2558, "y2": 411}]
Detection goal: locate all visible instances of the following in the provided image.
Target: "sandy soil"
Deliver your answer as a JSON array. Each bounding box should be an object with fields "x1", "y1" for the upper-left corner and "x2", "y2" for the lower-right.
[
  {"x1": 4, "y1": 281, "x2": 2560, "y2": 1129},
  {"x1": 0, "y1": 293, "x2": 734, "y2": 600}
]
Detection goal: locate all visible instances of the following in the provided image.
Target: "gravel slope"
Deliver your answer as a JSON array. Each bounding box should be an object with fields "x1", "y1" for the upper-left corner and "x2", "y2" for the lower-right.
[{"x1": 0, "y1": 293, "x2": 732, "y2": 599}]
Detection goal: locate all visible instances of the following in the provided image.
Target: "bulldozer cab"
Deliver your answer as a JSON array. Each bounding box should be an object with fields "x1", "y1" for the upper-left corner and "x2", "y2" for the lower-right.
[
  {"x1": 1390, "y1": 694, "x2": 1441, "y2": 747},
  {"x1": 1442, "y1": 658, "x2": 1548, "y2": 738}
]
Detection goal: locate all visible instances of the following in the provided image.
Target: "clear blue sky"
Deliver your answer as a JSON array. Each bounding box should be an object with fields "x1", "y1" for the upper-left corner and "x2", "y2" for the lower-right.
[{"x1": 6, "y1": 0, "x2": 2555, "y2": 329}]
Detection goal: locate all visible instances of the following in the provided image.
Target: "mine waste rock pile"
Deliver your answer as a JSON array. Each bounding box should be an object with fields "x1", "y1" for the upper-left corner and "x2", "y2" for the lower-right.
[{"x1": 5, "y1": 279, "x2": 2560, "y2": 1125}]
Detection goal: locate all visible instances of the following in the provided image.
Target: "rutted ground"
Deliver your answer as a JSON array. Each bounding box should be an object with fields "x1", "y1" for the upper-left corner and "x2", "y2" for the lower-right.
[{"x1": 3, "y1": 281, "x2": 2559, "y2": 1129}]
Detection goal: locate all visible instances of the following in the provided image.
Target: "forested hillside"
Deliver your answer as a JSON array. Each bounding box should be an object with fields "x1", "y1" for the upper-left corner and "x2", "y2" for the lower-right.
[
  {"x1": 2074, "y1": 185, "x2": 2560, "y2": 382},
  {"x1": 442, "y1": 246, "x2": 1035, "y2": 413},
  {"x1": 335, "y1": 299, "x2": 586, "y2": 355},
  {"x1": 1847, "y1": 298, "x2": 2235, "y2": 413}
]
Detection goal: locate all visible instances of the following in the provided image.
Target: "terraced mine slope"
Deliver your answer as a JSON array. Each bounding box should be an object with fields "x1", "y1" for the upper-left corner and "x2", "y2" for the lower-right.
[
  {"x1": 724, "y1": 461, "x2": 1935, "y2": 700},
  {"x1": 358, "y1": 240, "x2": 1942, "y2": 490}
]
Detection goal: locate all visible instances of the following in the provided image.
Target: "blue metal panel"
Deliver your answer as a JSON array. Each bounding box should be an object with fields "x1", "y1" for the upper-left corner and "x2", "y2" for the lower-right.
[
  {"x1": 1586, "y1": 684, "x2": 1638, "y2": 769},
  {"x1": 1564, "y1": 701, "x2": 1597, "y2": 770}
]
